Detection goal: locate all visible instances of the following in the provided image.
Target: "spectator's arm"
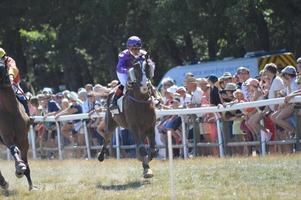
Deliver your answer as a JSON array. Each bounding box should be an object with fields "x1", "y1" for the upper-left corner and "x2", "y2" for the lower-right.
[
  {"x1": 94, "y1": 91, "x2": 110, "y2": 97},
  {"x1": 284, "y1": 91, "x2": 301, "y2": 104},
  {"x1": 54, "y1": 106, "x2": 78, "y2": 119},
  {"x1": 43, "y1": 111, "x2": 58, "y2": 120}
]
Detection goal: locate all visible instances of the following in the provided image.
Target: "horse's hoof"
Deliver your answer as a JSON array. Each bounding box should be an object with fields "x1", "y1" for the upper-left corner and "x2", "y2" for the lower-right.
[
  {"x1": 29, "y1": 185, "x2": 38, "y2": 191},
  {"x1": 15, "y1": 171, "x2": 24, "y2": 178},
  {"x1": 16, "y1": 162, "x2": 27, "y2": 175},
  {"x1": 0, "y1": 181, "x2": 9, "y2": 190},
  {"x1": 97, "y1": 152, "x2": 104, "y2": 162},
  {"x1": 143, "y1": 168, "x2": 154, "y2": 179}
]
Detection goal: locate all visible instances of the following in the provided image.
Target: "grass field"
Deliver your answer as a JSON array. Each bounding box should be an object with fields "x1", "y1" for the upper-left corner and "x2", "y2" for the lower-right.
[{"x1": 0, "y1": 154, "x2": 301, "y2": 200}]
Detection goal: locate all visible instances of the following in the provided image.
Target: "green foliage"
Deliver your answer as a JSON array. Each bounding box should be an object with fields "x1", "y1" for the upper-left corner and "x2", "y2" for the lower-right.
[{"x1": 0, "y1": 0, "x2": 300, "y2": 91}]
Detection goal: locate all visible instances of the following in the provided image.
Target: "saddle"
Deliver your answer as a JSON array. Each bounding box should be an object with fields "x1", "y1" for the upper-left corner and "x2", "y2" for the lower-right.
[{"x1": 110, "y1": 95, "x2": 124, "y2": 115}]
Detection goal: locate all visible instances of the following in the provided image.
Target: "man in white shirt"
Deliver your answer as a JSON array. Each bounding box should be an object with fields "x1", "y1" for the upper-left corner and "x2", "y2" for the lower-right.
[
  {"x1": 236, "y1": 66, "x2": 251, "y2": 101},
  {"x1": 281, "y1": 65, "x2": 298, "y2": 94},
  {"x1": 264, "y1": 63, "x2": 284, "y2": 111},
  {"x1": 184, "y1": 77, "x2": 203, "y2": 108}
]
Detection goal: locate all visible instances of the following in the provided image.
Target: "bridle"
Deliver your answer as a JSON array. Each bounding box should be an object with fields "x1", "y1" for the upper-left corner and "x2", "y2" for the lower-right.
[{"x1": 126, "y1": 60, "x2": 154, "y2": 104}]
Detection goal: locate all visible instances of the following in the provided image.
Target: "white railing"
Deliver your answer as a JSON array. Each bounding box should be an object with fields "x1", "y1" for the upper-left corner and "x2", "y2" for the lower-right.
[{"x1": 2, "y1": 96, "x2": 301, "y2": 160}]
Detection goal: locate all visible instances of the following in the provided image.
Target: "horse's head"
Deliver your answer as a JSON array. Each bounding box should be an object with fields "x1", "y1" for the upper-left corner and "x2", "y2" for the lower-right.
[
  {"x1": 128, "y1": 57, "x2": 154, "y2": 95},
  {"x1": 0, "y1": 60, "x2": 10, "y2": 87}
]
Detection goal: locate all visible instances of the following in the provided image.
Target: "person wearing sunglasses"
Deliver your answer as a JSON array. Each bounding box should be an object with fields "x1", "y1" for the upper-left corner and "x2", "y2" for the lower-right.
[{"x1": 110, "y1": 36, "x2": 155, "y2": 112}]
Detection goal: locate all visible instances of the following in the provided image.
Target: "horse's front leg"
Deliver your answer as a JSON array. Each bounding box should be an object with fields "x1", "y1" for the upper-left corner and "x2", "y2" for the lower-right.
[
  {"x1": 148, "y1": 127, "x2": 158, "y2": 162},
  {"x1": 9, "y1": 145, "x2": 27, "y2": 178},
  {"x1": 97, "y1": 140, "x2": 110, "y2": 162},
  {"x1": 0, "y1": 171, "x2": 9, "y2": 190},
  {"x1": 138, "y1": 143, "x2": 153, "y2": 178}
]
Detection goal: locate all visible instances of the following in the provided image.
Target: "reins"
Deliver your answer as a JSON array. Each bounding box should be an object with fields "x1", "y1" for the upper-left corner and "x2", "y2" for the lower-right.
[{"x1": 126, "y1": 93, "x2": 152, "y2": 104}]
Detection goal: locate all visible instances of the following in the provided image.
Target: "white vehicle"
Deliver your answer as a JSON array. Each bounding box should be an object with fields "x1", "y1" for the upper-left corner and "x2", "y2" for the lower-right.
[{"x1": 158, "y1": 50, "x2": 296, "y2": 87}]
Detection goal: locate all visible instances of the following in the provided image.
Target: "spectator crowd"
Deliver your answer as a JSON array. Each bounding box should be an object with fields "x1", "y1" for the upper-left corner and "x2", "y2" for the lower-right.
[
  {"x1": 3, "y1": 57, "x2": 301, "y2": 159},
  {"x1": 156, "y1": 57, "x2": 301, "y2": 157}
]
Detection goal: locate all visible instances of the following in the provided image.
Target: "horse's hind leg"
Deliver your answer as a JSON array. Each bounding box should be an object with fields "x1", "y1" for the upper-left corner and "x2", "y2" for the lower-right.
[
  {"x1": 19, "y1": 141, "x2": 33, "y2": 191},
  {"x1": 9, "y1": 145, "x2": 27, "y2": 178},
  {"x1": 0, "y1": 171, "x2": 9, "y2": 190},
  {"x1": 1, "y1": 134, "x2": 27, "y2": 177}
]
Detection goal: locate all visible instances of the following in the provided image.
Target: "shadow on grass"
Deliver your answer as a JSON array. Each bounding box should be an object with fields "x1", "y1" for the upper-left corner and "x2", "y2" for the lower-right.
[
  {"x1": 1, "y1": 189, "x2": 18, "y2": 197},
  {"x1": 96, "y1": 180, "x2": 151, "y2": 191}
]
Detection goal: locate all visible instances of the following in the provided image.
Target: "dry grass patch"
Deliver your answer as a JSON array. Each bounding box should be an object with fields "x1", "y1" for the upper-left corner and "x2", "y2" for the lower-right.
[{"x1": 0, "y1": 154, "x2": 300, "y2": 199}]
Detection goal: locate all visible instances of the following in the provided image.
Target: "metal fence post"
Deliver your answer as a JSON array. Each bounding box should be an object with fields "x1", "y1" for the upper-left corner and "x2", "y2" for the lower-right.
[
  {"x1": 83, "y1": 120, "x2": 91, "y2": 159},
  {"x1": 181, "y1": 116, "x2": 188, "y2": 159},
  {"x1": 115, "y1": 127, "x2": 120, "y2": 160},
  {"x1": 215, "y1": 113, "x2": 225, "y2": 157},
  {"x1": 260, "y1": 119, "x2": 267, "y2": 156},
  {"x1": 56, "y1": 121, "x2": 63, "y2": 160},
  {"x1": 260, "y1": 130, "x2": 267, "y2": 156},
  {"x1": 294, "y1": 105, "x2": 301, "y2": 151},
  {"x1": 192, "y1": 116, "x2": 200, "y2": 156},
  {"x1": 29, "y1": 125, "x2": 37, "y2": 159}
]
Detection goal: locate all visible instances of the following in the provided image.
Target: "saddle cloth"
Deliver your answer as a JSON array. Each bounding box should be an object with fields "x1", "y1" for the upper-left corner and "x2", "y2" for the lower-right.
[{"x1": 111, "y1": 96, "x2": 124, "y2": 115}]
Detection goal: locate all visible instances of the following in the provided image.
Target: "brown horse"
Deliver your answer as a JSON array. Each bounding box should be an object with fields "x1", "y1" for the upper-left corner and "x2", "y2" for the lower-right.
[
  {"x1": 97, "y1": 59, "x2": 157, "y2": 178},
  {"x1": 0, "y1": 61, "x2": 33, "y2": 191}
]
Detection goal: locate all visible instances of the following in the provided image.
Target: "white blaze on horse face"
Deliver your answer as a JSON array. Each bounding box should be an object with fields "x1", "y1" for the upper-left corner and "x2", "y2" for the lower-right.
[
  {"x1": 128, "y1": 68, "x2": 136, "y2": 82},
  {"x1": 139, "y1": 74, "x2": 149, "y2": 94},
  {"x1": 141, "y1": 61, "x2": 148, "y2": 86},
  {"x1": 149, "y1": 64, "x2": 155, "y2": 78},
  {"x1": 145, "y1": 59, "x2": 155, "y2": 78},
  {"x1": 141, "y1": 73, "x2": 148, "y2": 86}
]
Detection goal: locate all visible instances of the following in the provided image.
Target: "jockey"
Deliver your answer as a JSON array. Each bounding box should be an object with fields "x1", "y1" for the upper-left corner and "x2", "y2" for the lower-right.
[
  {"x1": 0, "y1": 47, "x2": 30, "y2": 116},
  {"x1": 110, "y1": 36, "x2": 155, "y2": 111}
]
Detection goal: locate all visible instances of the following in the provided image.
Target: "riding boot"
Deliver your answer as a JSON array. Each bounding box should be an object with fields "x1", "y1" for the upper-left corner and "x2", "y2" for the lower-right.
[
  {"x1": 16, "y1": 95, "x2": 30, "y2": 116},
  {"x1": 109, "y1": 85, "x2": 124, "y2": 111}
]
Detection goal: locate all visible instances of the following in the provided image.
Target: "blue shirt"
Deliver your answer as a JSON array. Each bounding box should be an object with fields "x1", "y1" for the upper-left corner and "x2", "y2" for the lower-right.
[{"x1": 48, "y1": 100, "x2": 60, "y2": 112}]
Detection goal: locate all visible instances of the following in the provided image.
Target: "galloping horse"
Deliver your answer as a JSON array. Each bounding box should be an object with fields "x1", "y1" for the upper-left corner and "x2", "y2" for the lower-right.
[
  {"x1": 97, "y1": 59, "x2": 157, "y2": 178},
  {"x1": 0, "y1": 61, "x2": 33, "y2": 191}
]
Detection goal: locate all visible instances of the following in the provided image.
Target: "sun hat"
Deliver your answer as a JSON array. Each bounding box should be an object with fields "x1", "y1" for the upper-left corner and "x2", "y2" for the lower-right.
[
  {"x1": 224, "y1": 83, "x2": 237, "y2": 91},
  {"x1": 220, "y1": 72, "x2": 232, "y2": 80},
  {"x1": 166, "y1": 85, "x2": 178, "y2": 94},
  {"x1": 281, "y1": 65, "x2": 296, "y2": 75}
]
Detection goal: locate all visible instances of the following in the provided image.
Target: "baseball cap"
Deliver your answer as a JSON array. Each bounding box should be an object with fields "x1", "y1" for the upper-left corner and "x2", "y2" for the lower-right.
[
  {"x1": 237, "y1": 66, "x2": 250, "y2": 73},
  {"x1": 207, "y1": 75, "x2": 218, "y2": 83}
]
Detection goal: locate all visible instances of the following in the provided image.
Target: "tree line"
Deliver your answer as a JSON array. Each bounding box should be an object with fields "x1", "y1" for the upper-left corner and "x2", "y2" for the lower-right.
[{"x1": 0, "y1": 0, "x2": 300, "y2": 91}]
